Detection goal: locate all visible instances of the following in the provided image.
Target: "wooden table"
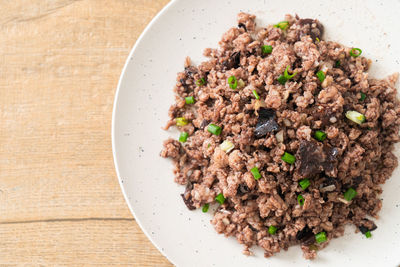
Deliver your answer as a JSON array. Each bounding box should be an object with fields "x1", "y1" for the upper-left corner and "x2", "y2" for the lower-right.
[{"x1": 0, "y1": 0, "x2": 172, "y2": 265}]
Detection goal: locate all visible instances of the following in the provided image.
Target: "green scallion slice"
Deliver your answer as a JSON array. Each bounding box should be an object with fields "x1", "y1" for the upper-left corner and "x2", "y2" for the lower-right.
[
  {"x1": 278, "y1": 66, "x2": 297, "y2": 85},
  {"x1": 215, "y1": 193, "x2": 225, "y2": 204},
  {"x1": 207, "y1": 124, "x2": 222, "y2": 136},
  {"x1": 277, "y1": 75, "x2": 287, "y2": 85},
  {"x1": 284, "y1": 65, "x2": 297, "y2": 80},
  {"x1": 299, "y1": 179, "x2": 310, "y2": 190},
  {"x1": 335, "y1": 60, "x2": 341, "y2": 68},
  {"x1": 228, "y1": 75, "x2": 238, "y2": 89},
  {"x1": 315, "y1": 232, "x2": 327, "y2": 243},
  {"x1": 345, "y1": 110, "x2": 366, "y2": 125},
  {"x1": 314, "y1": 130, "x2": 327, "y2": 141},
  {"x1": 176, "y1": 117, "x2": 189, "y2": 126},
  {"x1": 281, "y1": 152, "x2": 296, "y2": 164},
  {"x1": 261, "y1": 45, "x2": 273, "y2": 54},
  {"x1": 202, "y1": 203, "x2": 209, "y2": 213},
  {"x1": 365, "y1": 231, "x2": 372, "y2": 238},
  {"x1": 220, "y1": 140, "x2": 234, "y2": 153},
  {"x1": 179, "y1": 132, "x2": 189, "y2": 143},
  {"x1": 251, "y1": 166, "x2": 261, "y2": 180},
  {"x1": 252, "y1": 90, "x2": 260, "y2": 100},
  {"x1": 268, "y1": 225, "x2": 277, "y2": 235},
  {"x1": 344, "y1": 187, "x2": 357, "y2": 201},
  {"x1": 185, "y1": 96, "x2": 195, "y2": 104},
  {"x1": 196, "y1": 78, "x2": 206, "y2": 86},
  {"x1": 359, "y1": 92, "x2": 366, "y2": 101},
  {"x1": 274, "y1": 21, "x2": 289, "y2": 30},
  {"x1": 297, "y1": 194, "x2": 305, "y2": 206},
  {"x1": 316, "y1": 70, "x2": 326, "y2": 83},
  {"x1": 350, "y1": 48, "x2": 362, "y2": 58}
]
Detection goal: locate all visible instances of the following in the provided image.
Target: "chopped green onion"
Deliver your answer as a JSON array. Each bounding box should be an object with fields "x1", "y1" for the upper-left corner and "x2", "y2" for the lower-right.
[
  {"x1": 297, "y1": 194, "x2": 305, "y2": 206},
  {"x1": 278, "y1": 66, "x2": 297, "y2": 85},
  {"x1": 185, "y1": 96, "x2": 195, "y2": 104},
  {"x1": 299, "y1": 179, "x2": 310, "y2": 190},
  {"x1": 343, "y1": 187, "x2": 357, "y2": 201},
  {"x1": 365, "y1": 231, "x2": 372, "y2": 238},
  {"x1": 281, "y1": 152, "x2": 296, "y2": 164},
  {"x1": 277, "y1": 75, "x2": 287, "y2": 85},
  {"x1": 315, "y1": 37, "x2": 320, "y2": 42},
  {"x1": 196, "y1": 78, "x2": 206, "y2": 86},
  {"x1": 228, "y1": 75, "x2": 238, "y2": 89},
  {"x1": 316, "y1": 70, "x2": 326, "y2": 83},
  {"x1": 345, "y1": 110, "x2": 366, "y2": 125},
  {"x1": 215, "y1": 193, "x2": 225, "y2": 204},
  {"x1": 335, "y1": 60, "x2": 341, "y2": 68},
  {"x1": 359, "y1": 92, "x2": 366, "y2": 101},
  {"x1": 237, "y1": 79, "x2": 245, "y2": 89},
  {"x1": 176, "y1": 117, "x2": 189, "y2": 126},
  {"x1": 250, "y1": 167, "x2": 261, "y2": 180},
  {"x1": 252, "y1": 90, "x2": 260, "y2": 100},
  {"x1": 350, "y1": 48, "x2": 362, "y2": 58},
  {"x1": 202, "y1": 203, "x2": 209, "y2": 213},
  {"x1": 268, "y1": 225, "x2": 278, "y2": 235},
  {"x1": 284, "y1": 65, "x2": 297, "y2": 79},
  {"x1": 220, "y1": 140, "x2": 234, "y2": 153},
  {"x1": 274, "y1": 21, "x2": 289, "y2": 30},
  {"x1": 179, "y1": 132, "x2": 189, "y2": 142},
  {"x1": 314, "y1": 130, "x2": 327, "y2": 141},
  {"x1": 207, "y1": 143, "x2": 211, "y2": 148},
  {"x1": 315, "y1": 232, "x2": 327, "y2": 243},
  {"x1": 207, "y1": 124, "x2": 222, "y2": 136},
  {"x1": 261, "y1": 45, "x2": 273, "y2": 54}
]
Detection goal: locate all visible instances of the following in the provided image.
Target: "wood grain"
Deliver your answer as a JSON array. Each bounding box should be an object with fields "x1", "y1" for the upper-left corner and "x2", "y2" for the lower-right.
[
  {"x1": 0, "y1": 219, "x2": 171, "y2": 266},
  {"x1": 0, "y1": 0, "x2": 172, "y2": 265}
]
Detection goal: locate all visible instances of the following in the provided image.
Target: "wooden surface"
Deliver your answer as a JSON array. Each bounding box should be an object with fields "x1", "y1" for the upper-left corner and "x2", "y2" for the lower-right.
[{"x1": 0, "y1": 0, "x2": 172, "y2": 265}]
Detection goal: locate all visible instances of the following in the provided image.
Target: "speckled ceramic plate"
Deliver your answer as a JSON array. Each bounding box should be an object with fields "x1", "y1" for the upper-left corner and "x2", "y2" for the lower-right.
[{"x1": 112, "y1": 0, "x2": 400, "y2": 266}]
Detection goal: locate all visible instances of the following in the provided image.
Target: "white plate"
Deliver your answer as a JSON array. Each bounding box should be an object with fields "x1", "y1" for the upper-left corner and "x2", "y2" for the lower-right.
[{"x1": 112, "y1": 0, "x2": 400, "y2": 266}]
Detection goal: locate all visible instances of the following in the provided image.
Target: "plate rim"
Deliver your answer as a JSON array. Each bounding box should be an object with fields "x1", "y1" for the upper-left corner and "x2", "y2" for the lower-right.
[
  {"x1": 111, "y1": 1, "x2": 400, "y2": 265},
  {"x1": 111, "y1": 0, "x2": 178, "y2": 265}
]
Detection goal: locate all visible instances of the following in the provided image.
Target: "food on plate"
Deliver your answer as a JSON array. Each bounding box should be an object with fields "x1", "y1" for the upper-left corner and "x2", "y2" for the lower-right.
[{"x1": 161, "y1": 12, "x2": 400, "y2": 259}]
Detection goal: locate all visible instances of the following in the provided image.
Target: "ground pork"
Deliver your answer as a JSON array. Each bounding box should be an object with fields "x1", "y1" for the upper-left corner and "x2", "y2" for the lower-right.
[{"x1": 161, "y1": 12, "x2": 400, "y2": 260}]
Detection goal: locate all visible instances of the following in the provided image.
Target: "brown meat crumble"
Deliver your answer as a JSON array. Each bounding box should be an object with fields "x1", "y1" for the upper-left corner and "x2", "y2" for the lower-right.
[{"x1": 161, "y1": 13, "x2": 400, "y2": 259}]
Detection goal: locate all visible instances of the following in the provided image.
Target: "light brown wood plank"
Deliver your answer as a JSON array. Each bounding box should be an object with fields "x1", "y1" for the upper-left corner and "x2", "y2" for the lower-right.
[
  {"x1": 0, "y1": 219, "x2": 172, "y2": 266},
  {"x1": 0, "y1": 0, "x2": 169, "y2": 222},
  {"x1": 0, "y1": 0, "x2": 172, "y2": 265}
]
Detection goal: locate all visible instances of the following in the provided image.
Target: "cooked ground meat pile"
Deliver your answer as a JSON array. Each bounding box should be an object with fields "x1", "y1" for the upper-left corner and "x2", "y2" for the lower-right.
[{"x1": 161, "y1": 13, "x2": 400, "y2": 259}]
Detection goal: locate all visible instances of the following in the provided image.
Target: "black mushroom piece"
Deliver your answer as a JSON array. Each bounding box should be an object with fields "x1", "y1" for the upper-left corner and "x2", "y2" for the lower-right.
[
  {"x1": 358, "y1": 225, "x2": 370, "y2": 234},
  {"x1": 184, "y1": 66, "x2": 197, "y2": 78},
  {"x1": 254, "y1": 108, "x2": 279, "y2": 138},
  {"x1": 296, "y1": 225, "x2": 315, "y2": 245},
  {"x1": 295, "y1": 140, "x2": 338, "y2": 178},
  {"x1": 222, "y1": 51, "x2": 241, "y2": 70},
  {"x1": 238, "y1": 23, "x2": 247, "y2": 31},
  {"x1": 236, "y1": 184, "x2": 250, "y2": 196},
  {"x1": 297, "y1": 18, "x2": 324, "y2": 41},
  {"x1": 179, "y1": 78, "x2": 189, "y2": 91},
  {"x1": 200, "y1": 119, "x2": 210, "y2": 129},
  {"x1": 311, "y1": 106, "x2": 335, "y2": 127},
  {"x1": 358, "y1": 219, "x2": 378, "y2": 234},
  {"x1": 352, "y1": 176, "x2": 363, "y2": 187},
  {"x1": 181, "y1": 183, "x2": 195, "y2": 210},
  {"x1": 322, "y1": 145, "x2": 339, "y2": 177}
]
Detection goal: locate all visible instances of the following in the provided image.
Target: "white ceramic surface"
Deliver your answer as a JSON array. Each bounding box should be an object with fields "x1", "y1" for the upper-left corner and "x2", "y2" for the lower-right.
[{"x1": 112, "y1": 0, "x2": 400, "y2": 266}]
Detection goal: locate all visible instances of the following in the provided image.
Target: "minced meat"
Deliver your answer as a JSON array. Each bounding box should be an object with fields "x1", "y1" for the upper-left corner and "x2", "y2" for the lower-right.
[{"x1": 161, "y1": 13, "x2": 399, "y2": 259}]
